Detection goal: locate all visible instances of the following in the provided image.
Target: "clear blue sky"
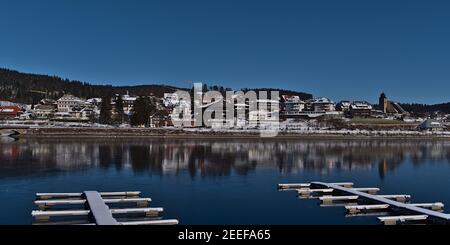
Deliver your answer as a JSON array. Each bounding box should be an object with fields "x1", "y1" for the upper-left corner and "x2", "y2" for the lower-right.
[{"x1": 1, "y1": 0, "x2": 449, "y2": 104}]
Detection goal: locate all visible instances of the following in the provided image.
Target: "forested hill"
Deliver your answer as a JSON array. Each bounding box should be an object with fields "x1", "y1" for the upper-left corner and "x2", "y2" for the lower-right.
[
  {"x1": 0, "y1": 68, "x2": 184, "y2": 104},
  {"x1": 400, "y1": 103, "x2": 450, "y2": 114},
  {"x1": 0, "y1": 68, "x2": 314, "y2": 104}
]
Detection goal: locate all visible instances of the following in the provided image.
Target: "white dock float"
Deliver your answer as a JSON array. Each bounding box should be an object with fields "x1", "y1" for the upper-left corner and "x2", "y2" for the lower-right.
[
  {"x1": 32, "y1": 208, "x2": 164, "y2": 220},
  {"x1": 319, "y1": 196, "x2": 359, "y2": 204},
  {"x1": 297, "y1": 188, "x2": 334, "y2": 196},
  {"x1": 35, "y1": 198, "x2": 152, "y2": 208},
  {"x1": 411, "y1": 203, "x2": 444, "y2": 211},
  {"x1": 36, "y1": 192, "x2": 141, "y2": 199},
  {"x1": 279, "y1": 182, "x2": 353, "y2": 189},
  {"x1": 378, "y1": 215, "x2": 429, "y2": 225},
  {"x1": 377, "y1": 195, "x2": 411, "y2": 203},
  {"x1": 345, "y1": 203, "x2": 444, "y2": 214},
  {"x1": 278, "y1": 183, "x2": 311, "y2": 189},
  {"x1": 118, "y1": 219, "x2": 180, "y2": 225},
  {"x1": 345, "y1": 204, "x2": 390, "y2": 214}
]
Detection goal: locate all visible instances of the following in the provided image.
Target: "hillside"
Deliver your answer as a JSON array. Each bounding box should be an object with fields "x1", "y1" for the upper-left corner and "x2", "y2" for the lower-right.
[
  {"x1": 0, "y1": 68, "x2": 314, "y2": 104},
  {"x1": 0, "y1": 68, "x2": 184, "y2": 104},
  {"x1": 400, "y1": 103, "x2": 450, "y2": 114}
]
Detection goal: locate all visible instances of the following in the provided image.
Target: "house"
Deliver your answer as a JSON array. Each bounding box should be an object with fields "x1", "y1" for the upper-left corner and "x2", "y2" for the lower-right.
[
  {"x1": 33, "y1": 99, "x2": 57, "y2": 119},
  {"x1": 281, "y1": 95, "x2": 305, "y2": 115},
  {"x1": 34, "y1": 104, "x2": 57, "y2": 119},
  {"x1": 163, "y1": 93, "x2": 180, "y2": 107},
  {"x1": 336, "y1": 101, "x2": 351, "y2": 112},
  {"x1": 0, "y1": 106, "x2": 22, "y2": 119},
  {"x1": 349, "y1": 101, "x2": 373, "y2": 118},
  {"x1": 305, "y1": 97, "x2": 336, "y2": 112},
  {"x1": 57, "y1": 94, "x2": 85, "y2": 112},
  {"x1": 86, "y1": 98, "x2": 102, "y2": 107},
  {"x1": 248, "y1": 109, "x2": 279, "y2": 128},
  {"x1": 419, "y1": 119, "x2": 444, "y2": 131},
  {"x1": 121, "y1": 93, "x2": 137, "y2": 115},
  {"x1": 149, "y1": 110, "x2": 171, "y2": 128}
]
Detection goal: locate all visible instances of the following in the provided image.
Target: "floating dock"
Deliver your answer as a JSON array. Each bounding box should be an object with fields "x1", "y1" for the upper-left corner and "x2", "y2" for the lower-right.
[
  {"x1": 278, "y1": 181, "x2": 449, "y2": 225},
  {"x1": 32, "y1": 191, "x2": 179, "y2": 225}
]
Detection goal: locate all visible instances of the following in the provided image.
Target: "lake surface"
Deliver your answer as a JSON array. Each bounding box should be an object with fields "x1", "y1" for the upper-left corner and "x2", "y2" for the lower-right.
[{"x1": 1, "y1": 137, "x2": 450, "y2": 225}]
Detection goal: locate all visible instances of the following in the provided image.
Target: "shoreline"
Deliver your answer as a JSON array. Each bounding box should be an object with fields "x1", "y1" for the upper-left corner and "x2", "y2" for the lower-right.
[{"x1": 10, "y1": 127, "x2": 450, "y2": 140}]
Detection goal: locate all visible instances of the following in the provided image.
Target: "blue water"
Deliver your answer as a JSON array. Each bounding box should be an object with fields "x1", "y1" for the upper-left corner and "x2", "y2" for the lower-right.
[{"x1": 1, "y1": 138, "x2": 450, "y2": 224}]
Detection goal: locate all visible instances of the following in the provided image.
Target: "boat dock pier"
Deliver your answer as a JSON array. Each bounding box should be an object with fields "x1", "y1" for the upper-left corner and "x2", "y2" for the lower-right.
[
  {"x1": 32, "y1": 191, "x2": 179, "y2": 225},
  {"x1": 278, "y1": 181, "x2": 450, "y2": 225}
]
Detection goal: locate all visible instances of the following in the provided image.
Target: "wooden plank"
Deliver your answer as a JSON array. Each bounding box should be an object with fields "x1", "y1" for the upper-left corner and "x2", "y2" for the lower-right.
[
  {"x1": 84, "y1": 191, "x2": 118, "y2": 225},
  {"x1": 378, "y1": 215, "x2": 428, "y2": 225},
  {"x1": 118, "y1": 219, "x2": 179, "y2": 225}
]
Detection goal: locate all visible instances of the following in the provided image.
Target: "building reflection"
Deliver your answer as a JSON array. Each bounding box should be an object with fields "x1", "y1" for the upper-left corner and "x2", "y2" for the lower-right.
[{"x1": 1, "y1": 139, "x2": 450, "y2": 178}]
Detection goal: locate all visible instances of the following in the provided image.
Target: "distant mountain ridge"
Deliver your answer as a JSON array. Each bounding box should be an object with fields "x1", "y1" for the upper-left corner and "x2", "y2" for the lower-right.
[{"x1": 0, "y1": 68, "x2": 313, "y2": 104}]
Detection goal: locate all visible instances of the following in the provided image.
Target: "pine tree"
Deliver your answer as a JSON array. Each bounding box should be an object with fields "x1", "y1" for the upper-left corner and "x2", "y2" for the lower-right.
[
  {"x1": 99, "y1": 96, "x2": 112, "y2": 125},
  {"x1": 114, "y1": 95, "x2": 125, "y2": 124},
  {"x1": 130, "y1": 97, "x2": 155, "y2": 127}
]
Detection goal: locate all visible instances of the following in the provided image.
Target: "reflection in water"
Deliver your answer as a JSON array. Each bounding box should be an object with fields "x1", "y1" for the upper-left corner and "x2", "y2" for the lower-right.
[{"x1": 1, "y1": 138, "x2": 450, "y2": 179}]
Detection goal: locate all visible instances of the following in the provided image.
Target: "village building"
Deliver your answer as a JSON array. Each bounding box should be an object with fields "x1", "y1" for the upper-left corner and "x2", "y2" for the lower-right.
[
  {"x1": 33, "y1": 99, "x2": 57, "y2": 119},
  {"x1": 86, "y1": 98, "x2": 102, "y2": 107},
  {"x1": 281, "y1": 95, "x2": 305, "y2": 115},
  {"x1": 163, "y1": 93, "x2": 180, "y2": 108},
  {"x1": 378, "y1": 93, "x2": 408, "y2": 115},
  {"x1": 149, "y1": 110, "x2": 171, "y2": 128},
  {"x1": 33, "y1": 104, "x2": 57, "y2": 119},
  {"x1": 0, "y1": 106, "x2": 22, "y2": 119},
  {"x1": 336, "y1": 101, "x2": 351, "y2": 112},
  {"x1": 419, "y1": 119, "x2": 445, "y2": 131},
  {"x1": 57, "y1": 94, "x2": 85, "y2": 112},
  {"x1": 120, "y1": 93, "x2": 137, "y2": 115},
  {"x1": 305, "y1": 97, "x2": 336, "y2": 112},
  {"x1": 349, "y1": 101, "x2": 373, "y2": 118}
]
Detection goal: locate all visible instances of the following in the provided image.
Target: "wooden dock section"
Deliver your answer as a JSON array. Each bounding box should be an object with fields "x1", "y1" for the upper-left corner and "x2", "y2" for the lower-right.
[
  {"x1": 278, "y1": 181, "x2": 450, "y2": 225},
  {"x1": 32, "y1": 191, "x2": 179, "y2": 225}
]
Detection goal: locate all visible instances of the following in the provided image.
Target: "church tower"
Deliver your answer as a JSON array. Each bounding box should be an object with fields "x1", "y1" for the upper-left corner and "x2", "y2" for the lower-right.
[{"x1": 379, "y1": 93, "x2": 388, "y2": 113}]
